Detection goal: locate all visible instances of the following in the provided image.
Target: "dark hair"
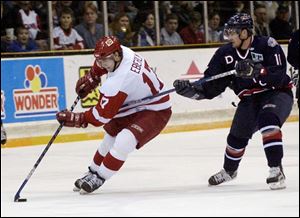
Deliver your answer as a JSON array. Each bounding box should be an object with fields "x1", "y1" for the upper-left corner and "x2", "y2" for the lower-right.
[
  {"x1": 189, "y1": 11, "x2": 201, "y2": 23},
  {"x1": 208, "y1": 11, "x2": 220, "y2": 20},
  {"x1": 60, "y1": 7, "x2": 74, "y2": 18},
  {"x1": 165, "y1": 13, "x2": 178, "y2": 22},
  {"x1": 277, "y1": 5, "x2": 289, "y2": 13},
  {"x1": 254, "y1": 3, "x2": 266, "y2": 11},
  {"x1": 139, "y1": 10, "x2": 154, "y2": 24},
  {"x1": 16, "y1": 25, "x2": 29, "y2": 35}
]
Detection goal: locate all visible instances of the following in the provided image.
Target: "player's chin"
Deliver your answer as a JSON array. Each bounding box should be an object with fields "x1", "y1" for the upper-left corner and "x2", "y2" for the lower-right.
[
  {"x1": 231, "y1": 42, "x2": 239, "y2": 48},
  {"x1": 106, "y1": 67, "x2": 114, "y2": 72}
]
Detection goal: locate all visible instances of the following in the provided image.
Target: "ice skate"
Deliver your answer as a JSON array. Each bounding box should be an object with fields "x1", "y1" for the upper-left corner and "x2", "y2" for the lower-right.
[
  {"x1": 266, "y1": 166, "x2": 286, "y2": 190},
  {"x1": 73, "y1": 167, "x2": 95, "y2": 192},
  {"x1": 208, "y1": 169, "x2": 237, "y2": 186},
  {"x1": 79, "y1": 173, "x2": 105, "y2": 194}
]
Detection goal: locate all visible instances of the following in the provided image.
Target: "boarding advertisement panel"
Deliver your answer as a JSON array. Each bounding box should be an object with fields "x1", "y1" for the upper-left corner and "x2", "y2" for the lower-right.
[{"x1": 1, "y1": 58, "x2": 66, "y2": 123}]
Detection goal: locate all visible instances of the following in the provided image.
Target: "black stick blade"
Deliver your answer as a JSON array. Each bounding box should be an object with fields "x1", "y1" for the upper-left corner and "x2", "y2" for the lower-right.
[{"x1": 15, "y1": 198, "x2": 27, "y2": 202}]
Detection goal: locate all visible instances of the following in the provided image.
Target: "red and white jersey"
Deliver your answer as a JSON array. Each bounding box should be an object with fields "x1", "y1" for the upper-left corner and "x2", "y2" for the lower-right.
[
  {"x1": 53, "y1": 26, "x2": 84, "y2": 49},
  {"x1": 18, "y1": 9, "x2": 40, "y2": 39},
  {"x1": 85, "y1": 46, "x2": 171, "y2": 127}
]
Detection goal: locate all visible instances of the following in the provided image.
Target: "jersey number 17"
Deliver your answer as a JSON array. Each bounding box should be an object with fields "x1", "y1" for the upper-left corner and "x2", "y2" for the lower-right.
[{"x1": 142, "y1": 60, "x2": 164, "y2": 95}]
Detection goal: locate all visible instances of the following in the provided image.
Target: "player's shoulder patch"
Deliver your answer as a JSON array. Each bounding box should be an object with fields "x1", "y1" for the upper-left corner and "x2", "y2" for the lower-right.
[{"x1": 267, "y1": 37, "x2": 278, "y2": 47}]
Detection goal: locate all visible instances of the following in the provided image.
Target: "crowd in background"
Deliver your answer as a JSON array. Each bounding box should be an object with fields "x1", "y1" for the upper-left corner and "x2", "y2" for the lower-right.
[{"x1": 1, "y1": 1, "x2": 298, "y2": 52}]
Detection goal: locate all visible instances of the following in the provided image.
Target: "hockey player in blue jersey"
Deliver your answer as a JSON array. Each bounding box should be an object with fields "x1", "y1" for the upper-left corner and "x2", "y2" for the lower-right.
[{"x1": 173, "y1": 13, "x2": 293, "y2": 190}]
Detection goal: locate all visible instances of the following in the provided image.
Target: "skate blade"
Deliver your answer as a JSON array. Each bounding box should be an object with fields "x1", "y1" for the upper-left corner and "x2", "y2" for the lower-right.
[
  {"x1": 79, "y1": 189, "x2": 90, "y2": 195},
  {"x1": 73, "y1": 186, "x2": 80, "y2": 192},
  {"x1": 269, "y1": 181, "x2": 286, "y2": 190}
]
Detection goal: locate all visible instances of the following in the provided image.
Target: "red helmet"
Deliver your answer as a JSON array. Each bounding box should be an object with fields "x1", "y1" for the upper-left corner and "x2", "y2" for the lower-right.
[{"x1": 94, "y1": 36, "x2": 122, "y2": 59}]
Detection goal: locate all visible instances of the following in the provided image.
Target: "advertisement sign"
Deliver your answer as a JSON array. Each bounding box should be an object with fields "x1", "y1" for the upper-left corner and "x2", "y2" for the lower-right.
[{"x1": 1, "y1": 58, "x2": 66, "y2": 123}]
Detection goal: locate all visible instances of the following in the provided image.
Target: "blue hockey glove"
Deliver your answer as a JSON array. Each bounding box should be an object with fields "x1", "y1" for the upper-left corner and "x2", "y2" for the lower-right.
[
  {"x1": 173, "y1": 80, "x2": 205, "y2": 100},
  {"x1": 236, "y1": 59, "x2": 266, "y2": 79}
]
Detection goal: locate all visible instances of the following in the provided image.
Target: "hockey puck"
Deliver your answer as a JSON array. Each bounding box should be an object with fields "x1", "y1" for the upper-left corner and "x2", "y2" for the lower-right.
[{"x1": 15, "y1": 198, "x2": 27, "y2": 202}]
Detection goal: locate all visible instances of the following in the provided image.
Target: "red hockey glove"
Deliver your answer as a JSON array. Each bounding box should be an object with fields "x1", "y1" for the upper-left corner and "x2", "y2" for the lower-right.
[
  {"x1": 76, "y1": 71, "x2": 101, "y2": 99},
  {"x1": 56, "y1": 110, "x2": 88, "y2": 128}
]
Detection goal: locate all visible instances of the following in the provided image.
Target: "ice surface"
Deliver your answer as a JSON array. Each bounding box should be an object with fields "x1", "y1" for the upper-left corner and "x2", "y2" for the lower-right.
[{"x1": 1, "y1": 122, "x2": 299, "y2": 217}]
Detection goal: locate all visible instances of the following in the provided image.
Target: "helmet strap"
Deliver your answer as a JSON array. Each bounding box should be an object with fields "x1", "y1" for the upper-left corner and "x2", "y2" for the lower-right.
[
  {"x1": 112, "y1": 61, "x2": 118, "y2": 72},
  {"x1": 112, "y1": 52, "x2": 122, "y2": 71},
  {"x1": 238, "y1": 29, "x2": 251, "y2": 50}
]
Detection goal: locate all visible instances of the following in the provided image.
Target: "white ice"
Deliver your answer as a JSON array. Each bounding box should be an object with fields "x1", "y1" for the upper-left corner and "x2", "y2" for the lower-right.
[{"x1": 1, "y1": 122, "x2": 299, "y2": 217}]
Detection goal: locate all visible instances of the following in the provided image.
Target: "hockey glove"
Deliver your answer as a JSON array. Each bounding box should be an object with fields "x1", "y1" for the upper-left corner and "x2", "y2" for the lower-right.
[
  {"x1": 76, "y1": 70, "x2": 101, "y2": 99},
  {"x1": 56, "y1": 110, "x2": 88, "y2": 128},
  {"x1": 235, "y1": 59, "x2": 266, "y2": 79},
  {"x1": 173, "y1": 80, "x2": 205, "y2": 100}
]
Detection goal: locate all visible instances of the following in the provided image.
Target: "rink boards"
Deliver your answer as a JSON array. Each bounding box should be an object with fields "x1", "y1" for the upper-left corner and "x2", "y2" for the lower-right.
[{"x1": 1, "y1": 45, "x2": 299, "y2": 147}]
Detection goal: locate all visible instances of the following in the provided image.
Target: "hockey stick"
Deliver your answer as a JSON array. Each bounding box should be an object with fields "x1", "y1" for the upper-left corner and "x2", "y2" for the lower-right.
[
  {"x1": 122, "y1": 69, "x2": 236, "y2": 107},
  {"x1": 14, "y1": 96, "x2": 81, "y2": 202}
]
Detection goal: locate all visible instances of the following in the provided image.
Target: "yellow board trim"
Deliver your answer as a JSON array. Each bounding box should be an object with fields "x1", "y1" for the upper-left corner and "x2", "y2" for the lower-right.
[{"x1": 2, "y1": 115, "x2": 298, "y2": 148}]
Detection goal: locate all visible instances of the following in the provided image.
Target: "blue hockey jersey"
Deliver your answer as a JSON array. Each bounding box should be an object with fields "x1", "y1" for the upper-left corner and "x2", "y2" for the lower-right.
[{"x1": 201, "y1": 36, "x2": 292, "y2": 99}]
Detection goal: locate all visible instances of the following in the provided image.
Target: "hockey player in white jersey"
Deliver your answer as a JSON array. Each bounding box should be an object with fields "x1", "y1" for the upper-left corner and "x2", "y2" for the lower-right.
[{"x1": 56, "y1": 36, "x2": 172, "y2": 194}]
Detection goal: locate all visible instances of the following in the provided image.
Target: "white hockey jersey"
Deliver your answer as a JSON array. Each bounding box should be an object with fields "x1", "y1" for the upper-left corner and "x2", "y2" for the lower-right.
[
  {"x1": 18, "y1": 9, "x2": 40, "y2": 39},
  {"x1": 85, "y1": 46, "x2": 171, "y2": 127},
  {"x1": 53, "y1": 26, "x2": 84, "y2": 49}
]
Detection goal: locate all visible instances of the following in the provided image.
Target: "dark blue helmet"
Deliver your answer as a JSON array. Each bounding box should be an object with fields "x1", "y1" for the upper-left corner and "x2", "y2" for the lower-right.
[
  {"x1": 223, "y1": 13, "x2": 254, "y2": 39},
  {"x1": 226, "y1": 13, "x2": 253, "y2": 29}
]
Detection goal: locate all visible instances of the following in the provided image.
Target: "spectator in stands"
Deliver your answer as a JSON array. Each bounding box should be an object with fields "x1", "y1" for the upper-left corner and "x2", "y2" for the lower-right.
[
  {"x1": 107, "y1": 1, "x2": 119, "y2": 23},
  {"x1": 109, "y1": 12, "x2": 135, "y2": 47},
  {"x1": 269, "y1": 5, "x2": 293, "y2": 40},
  {"x1": 106, "y1": 1, "x2": 138, "y2": 24},
  {"x1": 160, "y1": 13, "x2": 183, "y2": 45},
  {"x1": 207, "y1": 2, "x2": 221, "y2": 16},
  {"x1": 59, "y1": 1, "x2": 81, "y2": 26},
  {"x1": 6, "y1": 25, "x2": 38, "y2": 52},
  {"x1": 171, "y1": 1, "x2": 194, "y2": 32},
  {"x1": 255, "y1": 1, "x2": 279, "y2": 22},
  {"x1": 180, "y1": 11, "x2": 204, "y2": 44},
  {"x1": 31, "y1": 1, "x2": 48, "y2": 33},
  {"x1": 16, "y1": 1, "x2": 43, "y2": 40},
  {"x1": 218, "y1": 1, "x2": 249, "y2": 27},
  {"x1": 203, "y1": 11, "x2": 223, "y2": 43},
  {"x1": 75, "y1": 2, "x2": 104, "y2": 49},
  {"x1": 136, "y1": 10, "x2": 156, "y2": 46},
  {"x1": 159, "y1": 1, "x2": 172, "y2": 27},
  {"x1": 1, "y1": 1, "x2": 15, "y2": 52},
  {"x1": 52, "y1": 1, "x2": 60, "y2": 27},
  {"x1": 254, "y1": 3, "x2": 271, "y2": 37},
  {"x1": 53, "y1": 7, "x2": 84, "y2": 50},
  {"x1": 16, "y1": 1, "x2": 48, "y2": 50},
  {"x1": 123, "y1": 2, "x2": 138, "y2": 22}
]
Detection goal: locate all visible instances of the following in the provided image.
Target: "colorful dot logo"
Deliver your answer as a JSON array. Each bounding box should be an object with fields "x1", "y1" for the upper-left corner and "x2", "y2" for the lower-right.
[{"x1": 24, "y1": 65, "x2": 47, "y2": 92}]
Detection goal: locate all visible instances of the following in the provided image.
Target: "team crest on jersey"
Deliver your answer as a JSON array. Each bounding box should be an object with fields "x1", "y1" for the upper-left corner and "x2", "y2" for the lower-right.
[
  {"x1": 251, "y1": 52, "x2": 264, "y2": 62},
  {"x1": 267, "y1": 37, "x2": 278, "y2": 47}
]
